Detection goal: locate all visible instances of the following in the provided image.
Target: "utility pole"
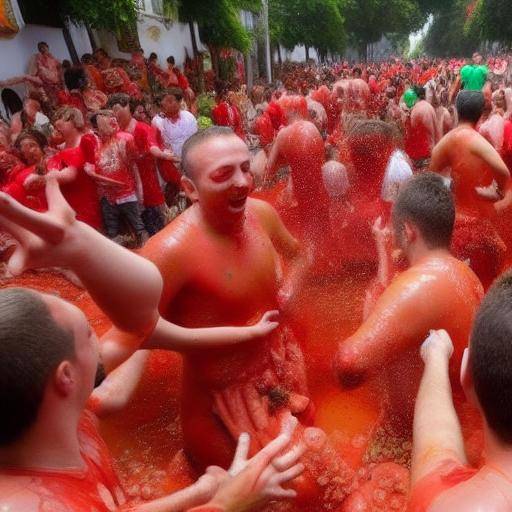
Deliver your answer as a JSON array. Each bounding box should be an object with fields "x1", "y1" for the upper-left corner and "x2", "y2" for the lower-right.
[{"x1": 262, "y1": 0, "x2": 272, "y2": 83}]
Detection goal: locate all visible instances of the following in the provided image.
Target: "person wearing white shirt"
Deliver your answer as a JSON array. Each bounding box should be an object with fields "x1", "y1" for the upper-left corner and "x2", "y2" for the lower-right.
[{"x1": 152, "y1": 89, "x2": 198, "y2": 159}]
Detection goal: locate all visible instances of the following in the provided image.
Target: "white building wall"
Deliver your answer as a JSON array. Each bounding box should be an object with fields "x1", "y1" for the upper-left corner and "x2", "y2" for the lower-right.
[
  {"x1": 281, "y1": 45, "x2": 319, "y2": 63},
  {"x1": 0, "y1": 23, "x2": 90, "y2": 80}
]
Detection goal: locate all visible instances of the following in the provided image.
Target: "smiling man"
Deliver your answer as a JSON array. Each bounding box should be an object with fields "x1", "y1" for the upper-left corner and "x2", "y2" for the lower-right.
[{"x1": 104, "y1": 126, "x2": 313, "y2": 466}]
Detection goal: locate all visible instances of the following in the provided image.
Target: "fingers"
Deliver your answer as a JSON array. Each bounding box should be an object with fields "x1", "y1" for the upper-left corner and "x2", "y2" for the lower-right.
[
  {"x1": 272, "y1": 442, "x2": 306, "y2": 472},
  {"x1": 279, "y1": 412, "x2": 298, "y2": 438},
  {"x1": 0, "y1": 192, "x2": 64, "y2": 244},
  {"x1": 6, "y1": 243, "x2": 28, "y2": 276},
  {"x1": 274, "y1": 462, "x2": 305, "y2": 485},
  {"x1": 262, "y1": 310, "x2": 280, "y2": 322},
  {"x1": 251, "y1": 433, "x2": 292, "y2": 474},
  {"x1": 268, "y1": 487, "x2": 297, "y2": 499},
  {"x1": 229, "y1": 433, "x2": 251, "y2": 475}
]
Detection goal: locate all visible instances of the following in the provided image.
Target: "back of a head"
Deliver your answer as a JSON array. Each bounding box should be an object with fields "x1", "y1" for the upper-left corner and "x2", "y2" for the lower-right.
[
  {"x1": 470, "y1": 272, "x2": 512, "y2": 444},
  {"x1": 0, "y1": 288, "x2": 74, "y2": 445},
  {"x1": 392, "y1": 172, "x2": 454, "y2": 249},
  {"x1": 181, "y1": 126, "x2": 236, "y2": 178},
  {"x1": 64, "y1": 66, "x2": 88, "y2": 92},
  {"x1": 456, "y1": 90, "x2": 484, "y2": 124}
]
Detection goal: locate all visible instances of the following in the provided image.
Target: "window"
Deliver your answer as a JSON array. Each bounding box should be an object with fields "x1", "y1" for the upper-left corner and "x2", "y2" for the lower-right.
[{"x1": 151, "y1": 0, "x2": 164, "y2": 16}]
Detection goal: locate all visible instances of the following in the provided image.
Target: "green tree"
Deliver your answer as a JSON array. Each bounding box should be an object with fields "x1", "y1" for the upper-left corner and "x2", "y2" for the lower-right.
[
  {"x1": 269, "y1": 0, "x2": 346, "y2": 61},
  {"x1": 423, "y1": 0, "x2": 479, "y2": 57},
  {"x1": 343, "y1": 0, "x2": 425, "y2": 60},
  {"x1": 467, "y1": 0, "x2": 512, "y2": 47},
  {"x1": 178, "y1": 0, "x2": 261, "y2": 75}
]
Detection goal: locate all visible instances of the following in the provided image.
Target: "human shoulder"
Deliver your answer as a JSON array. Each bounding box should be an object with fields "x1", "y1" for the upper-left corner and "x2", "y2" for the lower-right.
[
  {"x1": 180, "y1": 110, "x2": 196, "y2": 123},
  {"x1": 248, "y1": 197, "x2": 279, "y2": 226},
  {"x1": 0, "y1": 476, "x2": 42, "y2": 512}
]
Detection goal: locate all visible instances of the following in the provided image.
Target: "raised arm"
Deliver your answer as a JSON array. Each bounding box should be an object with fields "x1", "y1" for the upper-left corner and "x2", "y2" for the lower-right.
[
  {"x1": 411, "y1": 330, "x2": 466, "y2": 486},
  {"x1": 264, "y1": 130, "x2": 285, "y2": 183},
  {"x1": 0, "y1": 179, "x2": 162, "y2": 335}
]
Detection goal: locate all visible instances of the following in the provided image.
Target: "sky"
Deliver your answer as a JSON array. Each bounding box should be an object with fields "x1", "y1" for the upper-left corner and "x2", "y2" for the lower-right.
[{"x1": 409, "y1": 14, "x2": 433, "y2": 53}]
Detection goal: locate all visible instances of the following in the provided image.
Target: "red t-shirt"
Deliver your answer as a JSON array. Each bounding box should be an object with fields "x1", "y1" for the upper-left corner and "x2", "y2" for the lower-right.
[
  {"x1": 95, "y1": 132, "x2": 137, "y2": 203},
  {"x1": 0, "y1": 410, "x2": 127, "y2": 512},
  {"x1": 408, "y1": 459, "x2": 477, "y2": 512},
  {"x1": 47, "y1": 146, "x2": 102, "y2": 229},
  {"x1": 1, "y1": 165, "x2": 47, "y2": 211},
  {"x1": 212, "y1": 102, "x2": 244, "y2": 139},
  {"x1": 131, "y1": 121, "x2": 165, "y2": 207},
  {"x1": 57, "y1": 90, "x2": 87, "y2": 116}
]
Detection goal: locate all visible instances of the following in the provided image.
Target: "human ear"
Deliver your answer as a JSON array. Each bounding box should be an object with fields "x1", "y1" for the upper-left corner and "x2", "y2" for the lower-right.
[
  {"x1": 181, "y1": 176, "x2": 199, "y2": 202},
  {"x1": 54, "y1": 361, "x2": 75, "y2": 396}
]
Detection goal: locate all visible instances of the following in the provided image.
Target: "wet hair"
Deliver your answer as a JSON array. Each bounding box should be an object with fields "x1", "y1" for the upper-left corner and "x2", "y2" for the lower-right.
[
  {"x1": 155, "y1": 88, "x2": 183, "y2": 105},
  {"x1": 149, "y1": 52, "x2": 158, "y2": 61},
  {"x1": 14, "y1": 129, "x2": 48, "y2": 152},
  {"x1": 81, "y1": 53, "x2": 94, "y2": 65},
  {"x1": 392, "y1": 172, "x2": 454, "y2": 249},
  {"x1": 413, "y1": 86, "x2": 426, "y2": 100},
  {"x1": 456, "y1": 90, "x2": 484, "y2": 124},
  {"x1": 64, "y1": 66, "x2": 88, "y2": 91},
  {"x1": 0, "y1": 288, "x2": 74, "y2": 445},
  {"x1": 181, "y1": 126, "x2": 237, "y2": 177},
  {"x1": 37, "y1": 41, "x2": 48, "y2": 52},
  {"x1": 53, "y1": 106, "x2": 85, "y2": 130},
  {"x1": 90, "y1": 109, "x2": 114, "y2": 130},
  {"x1": 107, "y1": 92, "x2": 137, "y2": 113},
  {"x1": 1, "y1": 88, "x2": 23, "y2": 118},
  {"x1": 470, "y1": 272, "x2": 512, "y2": 443},
  {"x1": 167, "y1": 55, "x2": 175, "y2": 65}
]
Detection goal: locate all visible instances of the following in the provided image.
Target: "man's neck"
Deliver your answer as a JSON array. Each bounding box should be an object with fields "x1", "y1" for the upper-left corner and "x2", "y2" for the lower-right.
[
  {"x1": 484, "y1": 425, "x2": 512, "y2": 478},
  {"x1": 0, "y1": 403, "x2": 83, "y2": 470},
  {"x1": 457, "y1": 120, "x2": 477, "y2": 131},
  {"x1": 408, "y1": 244, "x2": 451, "y2": 267},
  {"x1": 64, "y1": 130, "x2": 81, "y2": 149},
  {"x1": 198, "y1": 206, "x2": 246, "y2": 239},
  {"x1": 166, "y1": 111, "x2": 180, "y2": 122},
  {"x1": 122, "y1": 116, "x2": 136, "y2": 133}
]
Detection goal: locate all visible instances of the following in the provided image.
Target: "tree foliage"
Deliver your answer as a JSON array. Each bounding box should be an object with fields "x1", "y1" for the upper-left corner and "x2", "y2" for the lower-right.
[
  {"x1": 423, "y1": 0, "x2": 479, "y2": 57},
  {"x1": 466, "y1": 0, "x2": 512, "y2": 46},
  {"x1": 344, "y1": 0, "x2": 425, "y2": 57},
  {"x1": 269, "y1": 0, "x2": 346, "y2": 59}
]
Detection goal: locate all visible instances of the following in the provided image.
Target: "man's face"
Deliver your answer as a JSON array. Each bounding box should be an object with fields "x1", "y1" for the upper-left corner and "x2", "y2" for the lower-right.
[
  {"x1": 0, "y1": 151, "x2": 21, "y2": 174},
  {"x1": 97, "y1": 114, "x2": 119, "y2": 137},
  {"x1": 39, "y1": 44, "x2": 49, "y2": 55},
  {"x1": 473, "y1": 53, "x2": 483, "y2": 65},
  {"x1": 184, "y1": 135, "x2": 253, "y2": 224},
  {"x1": 133, "y1": 105, "x2": 147, "y2": 123},
  {"x1": 43, "y1": 295, "x2": 99, "y2": 404},
  {"x1": 161, "y1": 94, "x2": 180, "y2": 117},
  {"x1": 19, "y1": 138, "x2": 43, "y2": 165},
  {"x1": 55, "y1": 118, "x2": 76, "y2": 138},
  {"x1": 111, "y1": 103, "x2": 131, "y2": 127}
]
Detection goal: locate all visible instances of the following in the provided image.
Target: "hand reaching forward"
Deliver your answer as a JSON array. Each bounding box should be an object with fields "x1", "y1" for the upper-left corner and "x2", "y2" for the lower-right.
[
  {"x1": 201, "y1": 415, "x2": 305, "y2": 511},
  {"x1": 0, "y1": 177, "x2": 77, "y2": 275}
]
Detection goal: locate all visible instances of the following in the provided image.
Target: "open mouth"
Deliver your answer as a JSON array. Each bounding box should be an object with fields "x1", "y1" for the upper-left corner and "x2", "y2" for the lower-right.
[{"x1": 228, "y1": 196, "x2": 247, "y2": 210}]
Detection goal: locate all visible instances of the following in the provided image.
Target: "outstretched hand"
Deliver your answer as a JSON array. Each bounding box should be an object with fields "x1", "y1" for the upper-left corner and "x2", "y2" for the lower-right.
[
  {"x1": 251, "y1": 310, "x2": 280, "y2": 338},
  {"x1": 0, "y1": 178, "x2": 77, "y2": 275},
  {"x1": 203, "y1": 415, "x2": 305, "y2": 511}
]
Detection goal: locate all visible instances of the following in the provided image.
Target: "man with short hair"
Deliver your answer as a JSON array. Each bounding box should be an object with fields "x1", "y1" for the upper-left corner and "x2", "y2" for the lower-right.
[
  {"x1": 430, "y1": 90, "x2": 511, "y2": 286},
  {"x1": 334, "y1": 173, "x2": 483, "y2": 438},
  {"x1": 409, "y1": 273, "x2": 512, "y2": 511},
  {"x1": 108, "y1": 93, "x2": 178, "y2": 235},
  {"x1": 103, "y1": 126, "x2": 349, "y2": 505},
  {"x1": 151, "y1": 88, "x2": 198, "y2": 159}
]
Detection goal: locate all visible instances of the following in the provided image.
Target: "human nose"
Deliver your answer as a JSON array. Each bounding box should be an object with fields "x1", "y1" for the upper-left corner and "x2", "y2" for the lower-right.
[{"x1": 233, "y1": 168, "x2": 251, "y2": 189}]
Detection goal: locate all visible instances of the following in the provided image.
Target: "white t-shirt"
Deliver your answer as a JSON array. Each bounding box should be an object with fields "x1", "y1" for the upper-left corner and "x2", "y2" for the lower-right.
[
  {"x1": 381, "y1": 149, "x2": 413, "y2": 203},
  {"x1": 152, "y1": 110, "x2": 198, "y2": 158}
]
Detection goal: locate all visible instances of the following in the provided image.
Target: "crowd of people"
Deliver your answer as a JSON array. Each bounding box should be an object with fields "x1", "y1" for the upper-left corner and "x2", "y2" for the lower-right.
[{"x1": 1, "y1": 39, "x2": 512, "y2": 512}]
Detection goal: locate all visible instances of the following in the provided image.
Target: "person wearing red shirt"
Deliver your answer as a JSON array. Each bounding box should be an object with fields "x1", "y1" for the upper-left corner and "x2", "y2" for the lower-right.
[
  {"x1": 212, "y1": 84, "x2": 245, "y2": 140},
  {"x1": 108, "y1": 93, "x2": 179, "y2": 235},
  {"x1": 88, "y1": 110, "x2": 148, "y2": 246},
  {"x1": 3, "y1": 130, "x2": 48, "y2": 211},
  {"x1": 409, "y1": 274, "x2": 512, "y2": 511},
  {"x1": 0, "y1": 186, "x2": 304, "y2": 512},
  {"x1": 46, "y1": 107, "x2": 103, "y2": 230}
]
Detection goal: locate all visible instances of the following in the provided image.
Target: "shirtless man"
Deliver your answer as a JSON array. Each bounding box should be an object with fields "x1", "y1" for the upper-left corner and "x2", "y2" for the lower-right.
[
  {"x1": 103, "y1": 127, "x2": 349, "y2": 505},
  {"x1": 404, "y1": 87, "x2": 439, "y2": 172},
  {"x1": 334, "y1": 173, "x2": 483, "y2": 433},
  {"x1": 409, "y1": 275, "x2": 512, "y2": 511},
  {"x1": 265, "y1": 97, "x2": 330, "y2": 238},
  {"x1": 430, "y1": 90, "x2": 511, "y2": 286}
]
